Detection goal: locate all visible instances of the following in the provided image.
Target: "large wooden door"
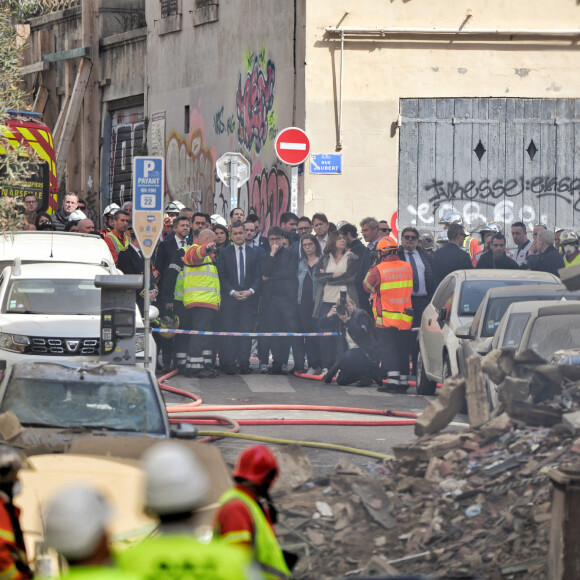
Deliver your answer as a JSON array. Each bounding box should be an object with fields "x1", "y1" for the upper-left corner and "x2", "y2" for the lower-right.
[{"x1": 399, "y1": 98, "x2": 580, "y2": 237}]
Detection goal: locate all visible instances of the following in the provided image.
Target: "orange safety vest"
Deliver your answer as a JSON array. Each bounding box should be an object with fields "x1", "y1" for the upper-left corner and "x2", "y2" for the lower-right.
[
  {"x1": 372, "y1": 259, "x2": 413, "y2": 330},
  {"x1": 0, "y1": 498, "x2": 31, "y2": 580}
]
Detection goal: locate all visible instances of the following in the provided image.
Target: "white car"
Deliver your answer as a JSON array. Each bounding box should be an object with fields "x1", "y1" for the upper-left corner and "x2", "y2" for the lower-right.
[
  {"x1": 416, "y1": 269, "x2": 560, "y2": 395},
  {"x1": 0, "y1": 261, "x2": 155, "y2": 366}
]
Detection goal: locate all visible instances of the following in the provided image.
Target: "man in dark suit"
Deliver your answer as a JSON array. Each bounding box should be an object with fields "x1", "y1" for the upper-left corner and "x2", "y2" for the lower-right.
[
  {"x1": 245, "y1": 213, "x2": 270, "y2": 253},
  {"x1": 117, "y1": 231, "x2": 158, "y2": 316},
  {"x1": 217, "y1": 221, "x2": 262, "y2": 374},
  {"x1": 340, "y1": 223, "x2": 372, "y2": 314},
  {"x1": 398, "y1": 226, "x2": 436, "y2": 374},
  {"x1": 433, "y1": 223, "x2": 473, "y2": 285},
  {"x1": 260, "y1": 226, "x2": 300, "y2": 374}
]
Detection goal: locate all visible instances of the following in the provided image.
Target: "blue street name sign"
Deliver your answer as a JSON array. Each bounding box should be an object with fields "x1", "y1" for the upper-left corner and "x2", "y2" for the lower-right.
[{"x1": 310, "y1": 153, "x2": 342, "y2": 174}]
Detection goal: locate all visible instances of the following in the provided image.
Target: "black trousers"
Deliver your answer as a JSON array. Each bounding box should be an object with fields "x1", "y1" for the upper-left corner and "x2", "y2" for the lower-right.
[
  {"x1": 336, "y1": 349, "x2": 373, "y2": 385},
  {"x1": 261, "y1": 296, "x2": 300, "y2": 368},
  {"x1": 174, "y1": 301, "x2": 189, "y2": 372},
  {"x1": 220, "y1": 297, "x2": 256, "y2": 371},
  {"x1": 410, "y1": 295, "x2": 430, "y2": 374},
  {"x1": 318, "y1": 302, "x2": 339, "y2": 369},
  {"x1": 295, "y1": 300, "x2": 320, "y2": 371},
  {"x1": 378, "y1": 326, "x2": 411, "y2": 386},
  {"x1": 186, "y1": 307, "x2": 217, "y2": 371}
]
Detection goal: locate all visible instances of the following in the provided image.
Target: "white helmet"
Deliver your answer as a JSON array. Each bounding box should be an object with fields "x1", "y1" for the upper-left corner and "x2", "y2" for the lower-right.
[
  {"x1": 436, "y1": 230, "x2": 449, "y2": 244},
  {"x1": 210, "y1": 214, "x2": 227, "y2": 227},
  {"x1": 142, "y1": 441, "x2": 209, "y2": 516},
  {"x1": 560, "y1": 229, "x2": 579, "y2": 246},
  {"x1": 44, "y1": 484, "x2": 112, "y2": 561},
  {"x1": 165, "y1": 201, "x2": 185, "y2": 213},
  {"x1": 68, "y1": 209, "x2": 87, "y2": 222},
  {"x1": 103, "y1": 203, "x2": 120, "y2": 218},
  {"x1": 418, "y1": 230, "x2": 435, "y2": 251},
  {"x1": 439, "y1": 211, "x2": 464, "y2": 227},
  {"x1": 0, "y1": 447, "x2": 21, "y2": 484}
]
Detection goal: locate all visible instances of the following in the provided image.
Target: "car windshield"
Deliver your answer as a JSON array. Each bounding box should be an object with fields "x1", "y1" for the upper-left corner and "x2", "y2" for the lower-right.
[
  {"x1": 459, "y1": 280, "x2": 555, "y2": 318},
  {"x1": 526, "y1": 314, "x2": 580, "y2": 359},
  {"x1": 0, "y1": 377, "x2": 165, "y2": 434},
  {"x1": 482, "y1": 294, "x2": 578, "y2": 338},
  {"x1": 501, "y1": 313, "x2": 532, "y2": 347},
  {"x1": 3, "y1": 279, "x2": 100, "y2": 315}
]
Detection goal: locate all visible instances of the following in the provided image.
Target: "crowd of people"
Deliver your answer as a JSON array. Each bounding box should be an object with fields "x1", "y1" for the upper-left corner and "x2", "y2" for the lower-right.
[{"x1": 19, "y1": 193, "x2": 579, "y2": 391}]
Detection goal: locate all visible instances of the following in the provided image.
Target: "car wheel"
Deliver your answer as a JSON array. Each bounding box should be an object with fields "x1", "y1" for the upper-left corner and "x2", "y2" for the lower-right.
[
  {"x1": 416, "y1": 351, "x2": 437, "y2": 396},
  {"x1": 442, "y1": 354, "x2": 452, "y2": 382}
]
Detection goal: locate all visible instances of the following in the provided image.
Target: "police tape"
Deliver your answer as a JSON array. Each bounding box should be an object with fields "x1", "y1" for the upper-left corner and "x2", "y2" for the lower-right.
[{"x1": 151, "y1": 328, "x2": 339, "y2": 337}]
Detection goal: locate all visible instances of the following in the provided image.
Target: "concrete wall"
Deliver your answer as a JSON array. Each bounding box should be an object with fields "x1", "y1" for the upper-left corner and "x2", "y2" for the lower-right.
[
  {"x1": 304, "y1": 0, "x2": 580, "y2": 234},
  {"x1": 146, "y1": 0, "x2": 306, "y2": 231}
]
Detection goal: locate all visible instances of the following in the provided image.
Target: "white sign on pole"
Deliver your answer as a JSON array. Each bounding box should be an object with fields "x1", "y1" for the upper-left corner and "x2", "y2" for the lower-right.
[{"x1": 216, "y1": 152, "x2": 251, "y2": 209}]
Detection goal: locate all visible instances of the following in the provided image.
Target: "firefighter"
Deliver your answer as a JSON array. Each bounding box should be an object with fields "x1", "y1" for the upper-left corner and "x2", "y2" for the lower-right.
[
  {"x1": 214, "y1": 445, "x2": 293, "y2": 580},
  {"x1": 104, "y1": 210, "x2": 131, "y2": 265},
  {"x1": 0, "y1": 448, "x2": 31, "y2": 580},
  {"x1": 117, "y1": 441, "x2": 255, "y2": 580},
  {"x1": 439, "y1": 210, "x2": 481, "y2": 266},
  {"x1": 99, "y1": 203, "x2": 120, "y2": 235},
  {"x1": 561, "y1": 229, "x2": 580, "y2": 267},
  {"x1": 44, "y1": 483, "x2": 140, "y2": 580},
  {"x1": 363, "y1": 236, "x2": 414, "y2": 393}
]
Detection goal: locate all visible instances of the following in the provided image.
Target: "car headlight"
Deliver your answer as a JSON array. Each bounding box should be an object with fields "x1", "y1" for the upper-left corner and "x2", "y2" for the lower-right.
[
  {"x1": 0, "y1": 333, "x2": 30, "y2": 353},
  {"x1": 135, "y1": 334, "x2": 145, "y2": 353}
]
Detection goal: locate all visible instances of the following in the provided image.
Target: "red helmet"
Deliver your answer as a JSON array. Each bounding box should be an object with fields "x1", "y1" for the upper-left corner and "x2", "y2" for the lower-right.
[
  {"x1": 377, "y1": 236, "x2": 398, "y2": 252},
  {"x1": 232, "y1": 445, "x2": 279, "y2": 487}
]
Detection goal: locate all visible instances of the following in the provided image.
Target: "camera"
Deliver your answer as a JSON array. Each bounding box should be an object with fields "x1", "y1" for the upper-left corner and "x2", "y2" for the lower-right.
[{"x1": 336, "y1": 286, "x2": 348, "y2": 316}]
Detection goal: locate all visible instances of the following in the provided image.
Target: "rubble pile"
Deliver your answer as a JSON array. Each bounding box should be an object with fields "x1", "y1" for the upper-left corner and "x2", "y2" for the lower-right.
[{"x1": 276, "y1": 385, "x2": 580, "y2": 579}]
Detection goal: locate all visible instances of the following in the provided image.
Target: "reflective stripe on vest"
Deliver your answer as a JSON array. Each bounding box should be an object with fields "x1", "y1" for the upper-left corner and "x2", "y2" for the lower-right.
[
  {"x1": 182, "y1": 256, "x2": 220, "y2": 307},
  {"x1": 217, "y1": 488, "x2": 291, "y2": 580},
  {"x1": 174, "y1": 270, "x2": 184, "y2": 301},
  {"x1": 373, "y1": 260, "x2": 413, "y2": 331},
  {"x1": 106, "y1": 232, "x2": 129, "y2": 255},
  {"x1": 565, "y1": 252, "x2": 580, "y2": 268}
]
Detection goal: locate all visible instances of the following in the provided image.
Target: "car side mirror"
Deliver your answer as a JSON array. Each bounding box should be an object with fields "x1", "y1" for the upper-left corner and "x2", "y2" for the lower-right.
[
  {"x1": 170, "y1": 422, "x2": 198, "y2": 440},
  {"x1": 438, "y1": 307, "x2": 447, "y2": 321},
  {"x1": 475, "y1": 337, "x2": 493, "y2": 355},
  {"x1": 455, "y1": 326, "x2": 474, "y2": 340}
]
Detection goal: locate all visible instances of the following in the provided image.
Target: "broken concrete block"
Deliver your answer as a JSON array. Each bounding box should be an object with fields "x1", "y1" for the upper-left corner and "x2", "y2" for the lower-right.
[
  {"x1": 482, "y1": 349, "x2": 506, "y2": 385},
  {"x1": 352, "y1": 480, "x2": 396, "y2": 529},
  {"x1": 466, "y1": 356, "x2": 491, "y2": 429},
  {"x1": 271, "y1": 444, "x2": 313, "y2": 493},
  {"x1": 498, "y1": 376, "x2": 531, "y2": 405},
  {"x1": 480, "y1": 412, "x2": 512, "y2": 439},
  {"x1": 563, "y1": 411, "x2": 580, "y2": 435},
  {"x1": 415, "y1": 377, "x2": 466, "y2": 436},
  {"x1": 0, "y1": 411, "x2": 23, "y2": 441}
]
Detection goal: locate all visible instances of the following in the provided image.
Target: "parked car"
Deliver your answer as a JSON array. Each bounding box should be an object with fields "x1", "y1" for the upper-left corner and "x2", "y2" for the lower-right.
[
  {"x1": 455, "y1": 285, "x2": 580, "y2": 373},
  {"x1": 0, "y1": 361, "x2": 195, "y2": 453},
  {"x1": 484, "y1": 302, "x2": 580, "y2": 409},
  {"x1": 416, "y1": 269, "x2": 560, "y2": 395},
  {"x1": 0, "y1": 261, "x2": 155, "y2": 366}
]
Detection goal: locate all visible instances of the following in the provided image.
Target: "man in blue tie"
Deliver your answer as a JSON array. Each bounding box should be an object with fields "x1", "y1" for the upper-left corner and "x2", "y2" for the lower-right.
[
  {"x1": 398, "y1": 226, "x2": 436, "y2": 375},
  {"x1": 217, "y1": 222, "x2": 262, "y2": 374}
]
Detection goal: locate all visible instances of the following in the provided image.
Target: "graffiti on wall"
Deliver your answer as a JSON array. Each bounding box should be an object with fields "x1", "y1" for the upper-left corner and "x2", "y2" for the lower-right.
[
  {"x1": 165, "y1": 129, "x2": 216, "y2": 213},
  {"x1": 213, "y1": 106, "x2": 236, "y2": 137},
  {"x1": 109, "y1": 109, "x2": 144, "y2": 206},
  {"x1": 247, "y1": 161, "x2": 290, "y2": 233},
  {"x1": 404, "y1": 175, "x2": 580, "y2": 232},
  {"x1": 235, "y1": 51, "x2": 276, "y2": 154}
]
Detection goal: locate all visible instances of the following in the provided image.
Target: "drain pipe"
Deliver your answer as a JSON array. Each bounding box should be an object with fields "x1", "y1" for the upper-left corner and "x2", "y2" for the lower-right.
[
  {"x1": 337, "y1": 28, "x2": 344, "y2": 151},
  {"x1": 326, "y1": 26, "x2": 580, "y2": 37}
]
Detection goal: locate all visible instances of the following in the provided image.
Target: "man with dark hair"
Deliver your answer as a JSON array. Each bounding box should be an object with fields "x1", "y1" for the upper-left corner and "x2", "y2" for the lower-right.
[
  {"x1": 476, "y1": 233, "x2": 519, "y2": 269},
  {"x1": 340, "y1": 223, "x2": 370, "y2": 313},
  {"x1": 297, "y1": 216, "x2": 312, "y2": 236},
  {"x1": 245, "y1": 213, "x2": 270, "y2": 252},
  {"x1": 279, "y1": 212, "x2": 299, "y2": 239},
  {"x1": 218, "y1": 221, "x2": 261, "y2": 374},
  {"x1": 398, "y1": 226, "x2": 435, "y2": 372},
  {"x1": 312, "y1": 213, "x2": 330, "y2": 252},
  {"x1": 23, "y1": 194, "x2": 38, "y2": 226},
  {"x1": 527, "y1": 229, "x2": 565, "y2": 277},
  {"x1": 192, "y1": 212, "x2": 209, "y2": 238},
  {"x1": 104, "y1": 209, "x2": 131, "y2": 265},
  {"x1": 229, "y1": 207, "x2": 244, "y2": 223},
  {"x1": 378, "y1": 220, "x2": 392, "y2": 236},
  {"x1": 512, "y1": 221, "x2": 531, "y2": 267},
  {"x1": 433, "y1": 223, "x2": 473, "y2": 284},
  {"x1": 260, "y1": 226, "x2": 300, "y2": 374}
]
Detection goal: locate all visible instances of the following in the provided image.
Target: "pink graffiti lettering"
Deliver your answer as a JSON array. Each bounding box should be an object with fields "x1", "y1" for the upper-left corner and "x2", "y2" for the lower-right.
[
  {"x1": 236, "y1": 57, "x2": 275, "y2": 154},
  {"x1": 248, "y1": 165, "x2": 290, "y2": 233}
]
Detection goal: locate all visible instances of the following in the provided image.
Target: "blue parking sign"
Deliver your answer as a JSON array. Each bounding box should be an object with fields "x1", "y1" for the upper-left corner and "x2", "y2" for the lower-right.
[{"x1": 134, "y1": 157, "x2": 163, "y2": 211}]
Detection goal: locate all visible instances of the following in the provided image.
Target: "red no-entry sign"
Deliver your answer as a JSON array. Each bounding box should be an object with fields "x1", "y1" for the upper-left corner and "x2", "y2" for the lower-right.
[{"x1": 275, "y1": 127, "x2": 310, "y2": 166}]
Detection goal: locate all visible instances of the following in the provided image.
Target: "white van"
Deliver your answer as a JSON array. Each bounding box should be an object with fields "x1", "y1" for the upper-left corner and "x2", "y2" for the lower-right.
[{"x1": 0, "y1": 235, "x2": 156, "y2": 366}]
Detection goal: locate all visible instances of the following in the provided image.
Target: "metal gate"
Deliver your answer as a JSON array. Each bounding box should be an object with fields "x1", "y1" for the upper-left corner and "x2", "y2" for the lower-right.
[{"x1": 398, "y1": 98, "x2": 580, "y2": 237}]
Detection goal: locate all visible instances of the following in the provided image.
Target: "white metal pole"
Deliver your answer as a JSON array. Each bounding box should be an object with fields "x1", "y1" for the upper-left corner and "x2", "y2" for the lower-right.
[
  {"x1": 230, "y1": 156, "x2": 238, "y2": 210},
  {"x1": 144, "y1": 257, "x2": 151, "y2": 369}
]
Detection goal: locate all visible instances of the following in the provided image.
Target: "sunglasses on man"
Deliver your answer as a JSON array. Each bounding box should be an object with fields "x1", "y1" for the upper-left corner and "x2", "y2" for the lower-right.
[{"x1": 379, "y1": 227, "x2": 391, "y2": 233}]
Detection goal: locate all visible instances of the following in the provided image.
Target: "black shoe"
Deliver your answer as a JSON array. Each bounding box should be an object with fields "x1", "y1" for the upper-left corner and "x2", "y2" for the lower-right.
[
  {"x1": 239, "y1": 368, "x2": 252, "y2": 375},
  {"x1": 289, "y1": 367, "x2": 305, "y2": 375},
  {"x1": 323, "y1": 372, "x2": 334, "y2": 384},
  {"x1": 198, "y1": 368, "x2": 218, "y2": 378},
  {"x1": 377, "y1": 384, "x2": 396, "y2": 393}
]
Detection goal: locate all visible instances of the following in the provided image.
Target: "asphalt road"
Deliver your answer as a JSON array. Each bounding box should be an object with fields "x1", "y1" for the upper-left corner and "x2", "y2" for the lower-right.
[{"x1": 158, "y1": 367, "x2": 468, "y2": 476}]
